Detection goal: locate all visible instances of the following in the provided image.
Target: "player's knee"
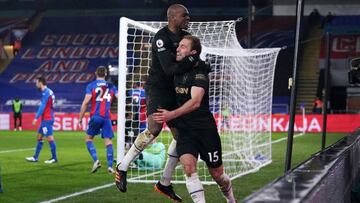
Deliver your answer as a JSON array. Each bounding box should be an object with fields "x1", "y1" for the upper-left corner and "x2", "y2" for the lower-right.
[
  {"x1": 181, "y1": 160, "x2": 196, "y2": 176},
  {"x1": 133, "y1": 129, "x2": 155, "y2": 150},
  {"x1": 104, "y1": 139, "x2": 112, "y2": 146},
  {"x1": 85, "y1": 136, "x2": 93, "y2": 142},
  {"x1": 183, "y1": 163, "x2": 196, "y2": 177},
  {"x1": 209, "y1": 167, "x2": 226, "y2": 183},
  {"x1": 148, "y1": 125, "x2": 161, "y2": 136},
  {"x1": 147, "y1": 117, "x2": 162, "y2": 135},
  {"x1": 47, "y1": 136, "x2": 54, "y2": 141},
  {"x1": 212, "y1": 172, "x2": 223, "y2": 183}
]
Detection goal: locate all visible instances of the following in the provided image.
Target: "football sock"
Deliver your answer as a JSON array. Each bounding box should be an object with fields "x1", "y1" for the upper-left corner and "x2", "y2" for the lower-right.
[
  {"x1": 86, "y1": 141, "x2": 98, "y2": 162},
  {"x1": 185, "y1": 173, "x2": 205, "y2": 203},
  {"x1": 118, "y1": 129, "x2": 155, "y2": 171},
  {"x1": 106, "y1": 144, "x2": 114, "y2": 168},
  {"x1": 48, "y1": 140, "x2": 57, "y2": 160},
  {"x1": 160, "y1": 139, "x2": 178, "y2": 186},
  {"x1": 216, "y1": 174, "x2": 236, "y2": 203},
  {"x1": 34, "y1": 139, "x2": 44, "y2": 159}
]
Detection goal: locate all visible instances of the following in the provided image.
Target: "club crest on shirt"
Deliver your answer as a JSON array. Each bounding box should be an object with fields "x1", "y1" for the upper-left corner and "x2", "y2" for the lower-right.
[{"x1": 195, "y1": 74, "x2": 206, "y2": 81}]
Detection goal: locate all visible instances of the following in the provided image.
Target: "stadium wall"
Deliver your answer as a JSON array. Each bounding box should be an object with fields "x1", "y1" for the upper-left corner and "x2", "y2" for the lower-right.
[
  {"x1": 0, "y1": 113, "x2": 359, "y2": 133},
  {"x1": 273, "y1": 4, "x2": 360, "y2": 16},
  {"x1": 243, "y1": 129, "x2": 360, "y2": 203}
]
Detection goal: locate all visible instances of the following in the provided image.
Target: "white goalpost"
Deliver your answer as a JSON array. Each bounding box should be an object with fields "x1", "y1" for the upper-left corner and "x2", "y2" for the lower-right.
[{"x1": 117, "y1": 17, "x2": 281, "y2": 184}]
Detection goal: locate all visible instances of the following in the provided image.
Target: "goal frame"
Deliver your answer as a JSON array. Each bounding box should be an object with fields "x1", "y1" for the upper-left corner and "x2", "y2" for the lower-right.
[{"x1": 117, "y1": 17, "x2": 280, "y2": 184}]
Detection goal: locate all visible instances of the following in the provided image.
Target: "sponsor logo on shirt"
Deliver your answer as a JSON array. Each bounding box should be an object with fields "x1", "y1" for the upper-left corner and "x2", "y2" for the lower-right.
[{"x1": 175, "y1": 87, "x2": 189, "y2": 94}]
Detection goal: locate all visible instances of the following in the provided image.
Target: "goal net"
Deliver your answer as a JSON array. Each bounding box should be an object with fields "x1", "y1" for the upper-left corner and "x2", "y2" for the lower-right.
[{"x1": 117, "y1": 17, "x2": 281, "y2": 184}]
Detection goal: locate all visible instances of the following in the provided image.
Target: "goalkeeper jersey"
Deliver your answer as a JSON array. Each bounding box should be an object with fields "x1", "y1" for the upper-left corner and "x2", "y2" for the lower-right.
[
  {"x1": 173, "y1": 61, "x2": 216, "y2": 129},
  {"x1": 135, "y1": 142, "x2": 165, "y2": 170}
]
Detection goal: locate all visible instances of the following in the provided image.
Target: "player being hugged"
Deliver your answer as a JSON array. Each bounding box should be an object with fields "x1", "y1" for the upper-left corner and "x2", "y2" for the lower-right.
[
  {"x1": 116, "y1": 4, "x2": 199, "y2": 202},
  {"x1": 153, "y1": 36, "x2": 237, "y2": 203},
  {"x1": 79, "y1": 66, "x2": 118, "y2": 174},
  {"x1": 26, "y1": 76, "x2": 57, "y2": 164}
]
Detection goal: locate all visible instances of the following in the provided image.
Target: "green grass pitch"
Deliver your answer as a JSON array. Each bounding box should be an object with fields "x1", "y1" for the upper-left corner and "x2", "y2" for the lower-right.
[{"x1": 0, "y1": 130, "x2": 346, "y2": 203}]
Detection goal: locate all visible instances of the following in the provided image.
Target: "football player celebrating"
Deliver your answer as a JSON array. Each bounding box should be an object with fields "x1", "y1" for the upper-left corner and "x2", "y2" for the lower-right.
[
  {"x1": 153, "y1": 36, "x2": 237, "y2": 203},
  {"x1": 115, "y1": 4, "x2": 198, "y2": 202}
]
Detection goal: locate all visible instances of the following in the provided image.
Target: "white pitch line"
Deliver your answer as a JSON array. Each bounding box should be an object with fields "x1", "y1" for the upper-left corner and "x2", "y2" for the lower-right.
[
  {"x1": 0, "y1": 148, "x2": 35, "y2": 154},
  {"x1": 39, "y1": 183, "x2": 114, "y2": 203},
  {"x1": 39, "y1": 132, "x2": 308, "y2": 203},
  {"x1": 271, "y1": 132, "x2": 306, "y2": 144}
]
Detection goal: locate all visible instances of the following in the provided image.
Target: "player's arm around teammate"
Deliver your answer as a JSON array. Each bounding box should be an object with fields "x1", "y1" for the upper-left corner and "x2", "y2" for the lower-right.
[
  {"x1": 153, "y1": 36, "x2": 236, "y2": 203},
  {"x1": 115, "y1": 4, "x2": 198, "y2": 202}
]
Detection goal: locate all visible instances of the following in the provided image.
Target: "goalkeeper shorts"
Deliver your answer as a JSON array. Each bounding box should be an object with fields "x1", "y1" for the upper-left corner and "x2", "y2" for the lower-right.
[{"x1": 176, "y1": 126, "x2": 223, "y2": 168}]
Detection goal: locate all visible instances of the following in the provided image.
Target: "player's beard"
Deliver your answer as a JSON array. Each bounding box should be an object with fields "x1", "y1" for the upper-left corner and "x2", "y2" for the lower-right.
[{"x1": 182, "y1": 21, "x2": 189, "y2": 30}]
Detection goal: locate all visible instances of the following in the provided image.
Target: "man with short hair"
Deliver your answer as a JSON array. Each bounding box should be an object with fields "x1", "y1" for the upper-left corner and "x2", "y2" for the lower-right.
[
  {"x1": 26, "y1": 76, "x2": 57, "y2": 164},
  {"x1": 79, "y1": 66, "x2": 118, "y2": 174},
  {"x1": 115, "y1": 4, "x2": 198, "y2": 202},
  {"x1": 153, "y1": 35, "x2": 237, "y2": 203}
]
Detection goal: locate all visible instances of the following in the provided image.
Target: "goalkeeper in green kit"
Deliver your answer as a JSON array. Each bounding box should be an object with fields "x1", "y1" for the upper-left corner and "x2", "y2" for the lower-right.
[{"x1": 134, "y1": 140, "x2": 166, "y2": 170}]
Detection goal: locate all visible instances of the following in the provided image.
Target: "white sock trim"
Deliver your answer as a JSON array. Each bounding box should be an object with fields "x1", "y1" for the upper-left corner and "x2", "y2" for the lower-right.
[
  {"x1": 160, "y1": 139, "x2": 178, "y2": 186},
  {"x1": 186, "y1": 173, "x2": 205, "y2": 203}
]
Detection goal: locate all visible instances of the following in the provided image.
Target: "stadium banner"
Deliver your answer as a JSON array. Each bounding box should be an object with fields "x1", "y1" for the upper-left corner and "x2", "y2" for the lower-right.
[
  {"x1": 0, "y1": 16, "x2": 119, "y2": 113},
  {"x1": 319, "y1": 34, "x2": 360, "y2": 86},
  {"x1": 2, "y1": 113, "x2": 360, "y2": 132},
  {"x1": 0, "y1": 114, "x2": 10, "y2": 130},
  {"x1": 319, "y1": 35, "x2": 360, "y2": 59}
]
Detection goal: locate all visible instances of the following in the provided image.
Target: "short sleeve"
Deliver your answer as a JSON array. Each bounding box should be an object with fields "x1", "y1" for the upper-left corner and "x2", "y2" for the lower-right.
[
  {"x1": 192, "y1": 71, "x2": 209, "y2": 90},
  {"x1": 85, "y1": 83, "x2": 92, "y2": 95},
  {"x1": 113, "y1": 86, "x2": 118, "y2": 95},
  {"x1": 152, "y1": 32, "x2": 172, "y2": 55}
]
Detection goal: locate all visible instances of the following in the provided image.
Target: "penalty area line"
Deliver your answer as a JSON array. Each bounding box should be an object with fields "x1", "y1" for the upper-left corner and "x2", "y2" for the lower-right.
[
  {"x1": 0, "y1": 148, "x2": 35, "y2": 154},
  {"x1": 39, "y1": 183, "x2": 115, "y2": 203}
]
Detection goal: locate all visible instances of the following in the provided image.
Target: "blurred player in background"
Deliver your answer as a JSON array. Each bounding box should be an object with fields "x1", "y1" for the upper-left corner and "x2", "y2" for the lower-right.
[
  {"x1": 115, "y1": 4, "x2": 199, "y2": 202},
  {"x1": 79, "y1": 66, "x2": 118, "y2": 174},
  {"x1": 153, "y1": 36, "x2": 236, "y2": 203},
  {"x1": 12, "y1": 96, "x2": 22, "y2": 131},
  {"x1": 125, "y1": 81, "x2": 147, "y2": 153},
  {"x1": 26, "y1": 76, "x2": 57, "y2": 164},
  {"x1": 128, "y1": 81, "x2": 147, "y2": 135}
]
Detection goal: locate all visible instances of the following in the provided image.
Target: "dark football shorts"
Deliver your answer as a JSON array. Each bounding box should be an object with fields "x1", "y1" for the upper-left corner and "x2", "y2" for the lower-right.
[
  {"x1": 176, "y1": 126, "x2": 223, "y2": 168},
  {"x1": 145, "y1": 86, "x2": 178, "y2": 128}
]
